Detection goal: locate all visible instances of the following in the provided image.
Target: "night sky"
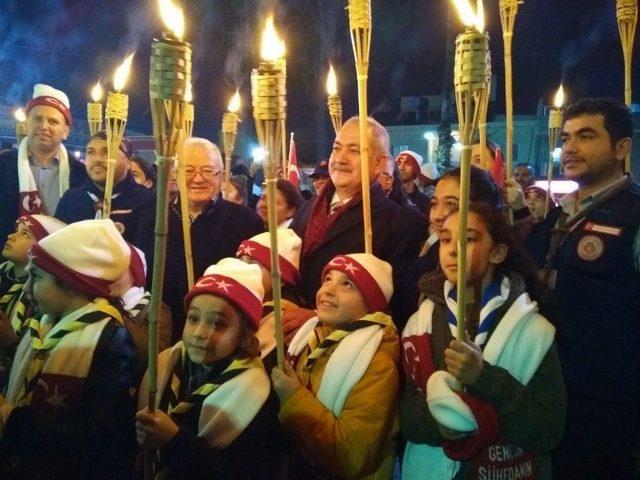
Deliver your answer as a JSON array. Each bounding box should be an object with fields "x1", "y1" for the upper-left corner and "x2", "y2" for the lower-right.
[{"x1": 1, "y1": 0, "x2": 638, "y2": 163}]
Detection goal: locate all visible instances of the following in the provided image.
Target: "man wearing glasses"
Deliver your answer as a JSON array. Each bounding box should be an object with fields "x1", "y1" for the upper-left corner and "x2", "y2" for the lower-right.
[{"x1": 137, "y1": 137, "x2": 264, "y2": 341}]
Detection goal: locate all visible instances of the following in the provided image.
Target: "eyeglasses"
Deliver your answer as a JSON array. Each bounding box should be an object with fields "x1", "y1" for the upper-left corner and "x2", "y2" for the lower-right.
[{"x1": 184, "y1": 167, "x2": 221, "y2": 180}]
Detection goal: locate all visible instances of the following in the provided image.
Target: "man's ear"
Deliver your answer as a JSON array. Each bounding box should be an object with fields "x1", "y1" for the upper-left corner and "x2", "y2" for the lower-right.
[
  {"x1": 615, "y1": 137, "x2": 632, "y2": 162},
  {"x1": 62, "y1": 124, "x2": 70, "y2": 141},
  {"x1": 489, "y1": 243, "x2": 508, "y2": 265},
  {"x1": 371, "y1": 153, "x2": 386, "y2": 177}
]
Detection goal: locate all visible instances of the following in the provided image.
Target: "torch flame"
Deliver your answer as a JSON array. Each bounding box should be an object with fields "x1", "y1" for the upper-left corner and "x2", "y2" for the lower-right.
[
  {"x1": 553, "y1": 85, "x2": 565, "y2": 108},
  {"x1": 326, "y1": 64, "x2": 338, "y2": 96},
  {"x1": 158, "y1": 0, "x2": 185, "y2": 40},
  {"x1": 476, "y1": 0, "x2": 485, "y2": 32},
  {"x1": 228, "y1": 90, "x2": 241, "y2": 113},
  {"x1": 185, "y1": 82, "x2": 193, "y2": 103},
  {"x1": 113, "y1": 53, "x2": 134, "y2": 92},
  {"x1": 452, "y1": 0, "x2": 477, "y2": 28},
  {"x1": 14, "y1": 108, "x2": 26, "y2": 123},
  {"x1": 260, "y1": 15, "x2": 285, "y2": 61},
  {"x1": 91, "y1": 81, "x2": 103, "y2": 102}
]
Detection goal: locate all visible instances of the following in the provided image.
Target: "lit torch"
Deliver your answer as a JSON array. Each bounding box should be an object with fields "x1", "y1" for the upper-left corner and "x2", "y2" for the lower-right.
[
  {"x1": 251, "y1": 15, "x2": 286, "y2": 369},
  {"x1": 222, "y1": 90, "x2": 242, "y2": 184},
  {"x1": 545, "y1": 85, "x2": 564, "y2": 216},
  {"x1": 14, "y1": 108, "x2": 26, "y2": 146},
  {"x1": 326, "y1": 64, "x2": 342, "y2": 133},
  {"x1": 104, "y1": 53, "x2": 133, "y2": 219},
  {"x1": 148, "y1": 0, "x2": 191, "y2": 417},
  {"x1": 452, "y1": 0, "x2": 491, "y2": 342},
  {"x1": 617, "y1": 0, "x2": 637, "y2": 173},
  {"x1": 87, "y1": 81, "x2": 103, "y2": 136},
  {"x1": 348, "y1": 0, "x2": 374, "y2": 254},
  {"x1": 499, "y1": 0, "x2": 523, "y2": 180}
]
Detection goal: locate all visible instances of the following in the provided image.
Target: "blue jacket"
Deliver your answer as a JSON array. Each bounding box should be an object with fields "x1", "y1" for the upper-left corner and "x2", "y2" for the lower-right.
[{"x1": 55, "y1": 174, "x2": 155, "y2": 244}]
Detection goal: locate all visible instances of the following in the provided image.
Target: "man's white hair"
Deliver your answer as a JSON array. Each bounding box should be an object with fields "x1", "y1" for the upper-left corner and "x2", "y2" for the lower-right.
[{"x1": 183, "y1": 137, "x2": 223, "y2": 170}]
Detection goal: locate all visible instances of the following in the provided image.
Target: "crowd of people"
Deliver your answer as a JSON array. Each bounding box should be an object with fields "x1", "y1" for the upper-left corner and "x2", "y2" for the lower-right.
[{"x1": 0, "y1": 83, "x2": 637, "y2": 480}]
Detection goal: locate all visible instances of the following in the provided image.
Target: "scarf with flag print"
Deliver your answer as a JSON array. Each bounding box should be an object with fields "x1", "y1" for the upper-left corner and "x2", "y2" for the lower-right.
[
  {"x1": 0, "y1": 261, "x2": 27, "y2": 319},
  {"x1": 401, "y1": 275, "x2": 556, "y2": 480},
  {"x1": 14, "y1": 299, "x2": 121, "y2": 406},
  {"x1": 138, "y1": 342, "x2": 271, "y2": 450},
  {"x1": 287, "y1": 311, "x2": 395, "y2": 417}
]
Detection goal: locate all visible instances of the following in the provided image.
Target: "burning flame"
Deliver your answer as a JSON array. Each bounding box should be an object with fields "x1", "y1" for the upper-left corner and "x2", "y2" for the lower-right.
[
  {"x1": 91, "y1": 81, "x2": 103, "y2": 102},
  {"x1": 326, "y1": 64, "x2": 338, "y2": 96},
  {"x1": 553, "y1": 85, "x2": 565, "y2": 108},
  {"x1": 452, "y1": 0, "x2": 477, "y2": 28},
  {"x1": 476, "y1": 0, "x2": 485, "y2": 32},
  {"x1": 185, "y1": 82, "x2": 193, "y2": 103},
  {"x1": 14, "y1": 108, "x2": 25, "y2": 122},
  {"x1": 113, "y1": 53, "x2": 134, "y2": 92},
  {"x1": 158, "y1": 0, "x2": 185, "y2": 40},
  {"x1": 260, "y1": 16, "x2": 285, "y2": 61},
  {"x1": 228, "y1": 90, "x2": 241, "y2": 113}
]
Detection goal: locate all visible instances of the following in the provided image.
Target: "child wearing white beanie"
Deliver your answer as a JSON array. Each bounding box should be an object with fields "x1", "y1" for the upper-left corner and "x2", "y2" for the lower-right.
[
  {"x1": 271, "y1": 253, "x2": 400, "y2": 479},
  {"x1": 0, "y1": 219, "x2": 137, "y2": 478}
]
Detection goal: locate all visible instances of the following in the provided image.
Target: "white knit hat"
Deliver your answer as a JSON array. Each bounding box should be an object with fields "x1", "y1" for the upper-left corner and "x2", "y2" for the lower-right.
[
  {"x1": 30, "y1": 219, "x2": 130, "y2": 299},
  {"x1": 321, "y1": 253, "x2": 393, "y2": 313},
  {"x1": 25, "y1": 84, "x2": 72, "y2": 125},
  {"x1": 236, "y1": 229, "x2": 302, "y2": 286},
  {"x1": 183, "y1": 258, "x2": 265, "y2": 329},
  {"x1": 16, "y1": 215, "x2": 66, "y2": 240},
  {"x1": 397, "y1": 150, "x2": 424, "y2": 179}
]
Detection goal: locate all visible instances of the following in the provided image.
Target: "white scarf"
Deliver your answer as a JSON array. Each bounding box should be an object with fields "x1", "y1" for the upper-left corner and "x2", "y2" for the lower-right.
[
  {"x1": 402, "y1": 279, "x2": 556, "y2": 480},
  {"x1": 287, "y1": 315, "x2": 388, "y2": 416},
  {"x1": 17, "y1": 137, "x2": 70, "y2": 215}
]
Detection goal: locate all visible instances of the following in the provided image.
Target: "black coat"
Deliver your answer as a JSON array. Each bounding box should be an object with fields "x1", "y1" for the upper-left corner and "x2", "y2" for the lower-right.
[
  {"x1": 290, "y1": 183, "x2": 428, "y2": 328},
  {"x1": 0, "y1": 148, "x2": 87, "y2": 243},
  {"x1": 136, "y1": 196, "x2": 265, "y2": 341},
  {"x1": 55, "y1": 174, "x2": 155, "y2": 244}
]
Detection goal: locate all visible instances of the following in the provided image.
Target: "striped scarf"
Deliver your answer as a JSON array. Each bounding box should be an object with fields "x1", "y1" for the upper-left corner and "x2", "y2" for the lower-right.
[
  {"x1": 168, "y1": 356, "x2": 263, "y2": 417},
  {"x1": 127, "y1": 291, "x2": 151, "y2": 319},
  {"x1": 303, "y1": 311, "x2": 394, "y2": 371},
  {"x1": 9, "y1": 292, "x2": 31, "y2": 336},
  {"x1": 0, "y1": 262, "x2": 26, "y2": 319},
  {"x1": 18, "y1": 299, "x2": 121, "y2": 404}
]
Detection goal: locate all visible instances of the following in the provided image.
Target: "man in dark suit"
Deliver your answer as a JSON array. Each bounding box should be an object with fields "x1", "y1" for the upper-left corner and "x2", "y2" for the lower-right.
[
  {"x1": 286, "y1": 117, "x2": 427, "y2": 335},
  {"x1": 137, "y1": 138, "x2": 264, "y2": 341}
]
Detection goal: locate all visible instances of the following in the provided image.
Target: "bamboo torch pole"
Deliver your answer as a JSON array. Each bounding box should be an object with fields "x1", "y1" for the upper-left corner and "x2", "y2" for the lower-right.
[
  {"x1": 348, "y1": 0, "x2": 373, "y2": 254},
  {"x1": 499, "y1": 0, "x2": 522, "y2": 180},
  {"x1": 104, "y1": 54, "x2": 133, "y2": 219},
  {"x1": 176, "y1": 82, "x2": 195, "y2": 289},
  {"x1": 222, "y1": 91, "x2": 242, "y2": 189},
  {"x1": 148, "y1": 0, "x2": 191, "y2": 417},
  {"x1": 545, "y1": 85, "x2": 564, "y2": 217},
  {"x1": 252, "y1": 15, "x2": 287, "y2": 369},
  {"x1": 452, "y1": 0, "x2": 490, "y2": 341},
  {"x1": 87, "y1": 81, "x2": 103, "y2": 137},
  {"x1": 617, "y1": 0, "x2": 637, "y2": 173},
  {"x1": 326, "y1": 64, "x2": 343, "y2": 134},
  {"x1": 14, "y1": 109, "x2": 26, "y2": 146}
]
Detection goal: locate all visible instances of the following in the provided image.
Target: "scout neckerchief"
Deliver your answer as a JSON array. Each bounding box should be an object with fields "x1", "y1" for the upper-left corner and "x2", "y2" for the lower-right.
[
  {"x1": 128, "y1": 291, "x2": 151, "y2": 320},
  {"x1": 18, "y1": 298, "x2": 121, "y2": 405},
  {"x1": 303, "y1": 311, "x2": 393, "y2": 372},
  {"x1": 0, "y1": 262, "x2": 27, "y2": 318},
  {"x1": 168, "y1": 355, "x2": 263, "y2": 417},
  {"x1": 86, "y1": 191, "x2": 121, "y2": 219},
  {"x1": 10, "y1": 292, "x2": 31, "y2": 336}
]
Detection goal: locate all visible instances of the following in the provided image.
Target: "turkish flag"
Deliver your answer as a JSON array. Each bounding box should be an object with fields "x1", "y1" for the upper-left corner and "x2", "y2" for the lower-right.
[
  {"x1": 287, "y1": 135, "x2": 300, "y2": 188},
  {"x1": 31, "y1": 373, "x2": 85, "y2": 416}
]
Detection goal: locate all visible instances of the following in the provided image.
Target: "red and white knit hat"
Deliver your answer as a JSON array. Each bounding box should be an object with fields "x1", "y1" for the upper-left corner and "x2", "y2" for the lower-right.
[
  {"x1": 321, "y1": 253, "x2": 394, "y2": 313},
  {"x1": 396, "y1": 150, "x2": 423, "y2": 179},
  {"x1": 183, "y1": 258, "x2": 265, "y2": 330},
  {"x1": 25, "y1": 84, "x2": 72, "y2": 126},
  {"x1": 30, "y1": 219, "x2": 130, "y2": 299},
  {"x1": 15, "y1": 215, "x2": 66, "y2": 241},
  {"x1": 110, "y1": 244, "x2": 147, "y2": 297},
  {"x1": 236, "y1": 229, "x2": 302, "y2": 286}
]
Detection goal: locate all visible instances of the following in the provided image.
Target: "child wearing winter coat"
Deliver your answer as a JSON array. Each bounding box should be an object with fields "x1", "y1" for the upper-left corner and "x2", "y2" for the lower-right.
[
  {"x1": 400, "y1": 203, "x2": 566, "y2": 479},
  {"x1": 237, "y1": 228, "x2": 303, "y2": 372},
  {"x1": 272, "y1": 253, "x2": 400, "y2": 479},
  {"x1": 136, "y1": 258, "x2": 285, "y2": 479},
  {"x1": 0, "y1": 219, "x2": 138, "y2": 479}
]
